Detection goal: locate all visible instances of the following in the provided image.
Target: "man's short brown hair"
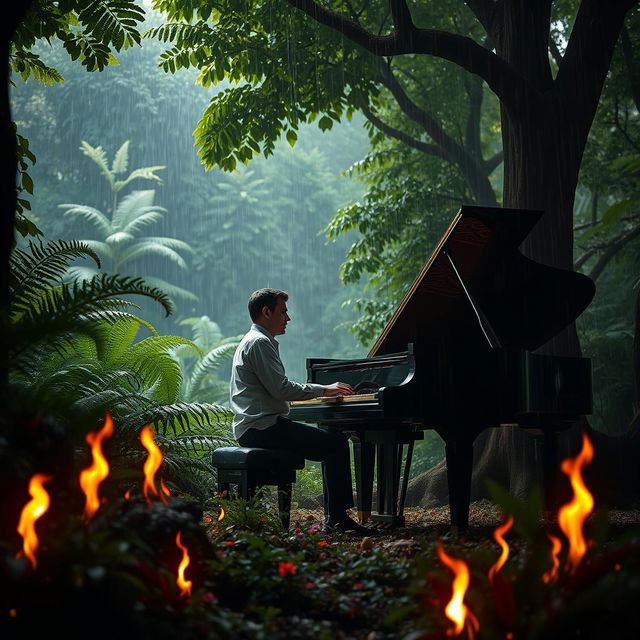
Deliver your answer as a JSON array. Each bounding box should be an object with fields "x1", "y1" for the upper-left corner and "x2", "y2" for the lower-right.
[{"x1": 248, "y1": 288, "x2": 289, "y2": 321}]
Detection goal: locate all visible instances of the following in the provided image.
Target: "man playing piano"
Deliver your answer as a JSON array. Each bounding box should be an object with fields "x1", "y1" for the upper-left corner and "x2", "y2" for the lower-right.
[{"x1": 230, "y1": 288, "x2": 376, "y2": 536}]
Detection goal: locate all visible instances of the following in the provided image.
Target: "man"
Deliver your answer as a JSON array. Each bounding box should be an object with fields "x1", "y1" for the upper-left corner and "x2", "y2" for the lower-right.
[{"x1": 230, "y1": 288, "x2": 375, "y2": 536}]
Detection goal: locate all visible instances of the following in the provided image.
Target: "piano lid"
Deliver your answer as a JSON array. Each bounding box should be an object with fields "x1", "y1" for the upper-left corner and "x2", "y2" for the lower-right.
[{"x1": 369, "y1": 205, "x2": 596, "y2": 356}]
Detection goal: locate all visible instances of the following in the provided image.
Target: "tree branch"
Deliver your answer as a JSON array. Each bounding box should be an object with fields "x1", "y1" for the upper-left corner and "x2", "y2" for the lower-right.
[
  {"x1": 579, "y1": 221, "x2": 640, "y2": 280},
  {"x1": 485, "y1": 149, "x2": 504, "y2": 174},
  {"x1": 463, "y1": 0, "x2": 497, "y2": 34},
  {"x1": 285, "y1": 0, "x2": 532, "y2": 105},
  {"x1": 389, "y1": 0, "x2": 414, "y2": 35},
  {"x1": 362, "y1": 106, "x2": 448, "y2": 161},
  {"x1": 548, "y1": 35, "x2": 563, "y2": 68}
]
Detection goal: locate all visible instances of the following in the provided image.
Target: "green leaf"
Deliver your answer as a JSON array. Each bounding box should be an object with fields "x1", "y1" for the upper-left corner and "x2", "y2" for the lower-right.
[{"x1": 285, "y1": 129, "x2": 297, "y2": 147}]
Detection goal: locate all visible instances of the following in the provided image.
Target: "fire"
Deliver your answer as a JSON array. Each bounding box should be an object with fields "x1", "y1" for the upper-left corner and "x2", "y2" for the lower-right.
[
  {"x1": 175, "y1": 531, "x2": 192, "y2": 597},
  {"x1": 140, "y1": 425, "x2": 167, "y2": 505},
  {"x1": 558, "y1": 432, "x2": 594, "y2": 573},
  {"x1": 488, "y1": 515, "x2": 514, "y2": 582},
  {"x1": 79, "y1": 413, "x2": 114, "y2": 522},
  {"x1": 16, "y1": 474, "x2": 53, "y2": 569},
  {"x1": 161, "y1": 478, "x2": 171, "y2": 498},
  {"x1": 437, "y1": 543, "x2": 479, "y2": 638},
  {"x1": 542, "y1": 533, "x2": 562, "y2": 584},
  {"x1": 218, "y1": 507, "x2": 225, "y2": 521}
]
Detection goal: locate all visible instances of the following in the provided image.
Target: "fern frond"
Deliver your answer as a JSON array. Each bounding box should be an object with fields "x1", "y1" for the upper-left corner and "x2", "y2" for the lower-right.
[
  {"x1": 140, "y1": 401, "x2": 233, "y2": 438},
  {"x1": 138, "y1": 276, "x2": 199, "y2": 303},
  {"x1": 187, "y1": 342, "x2": 239, "y2": 398},
  {"x1": 181, "y1": 315, "x2": 223, "y2": 349},
  {"x1": 10, "y1": 239, "x2": 101, "y2": 300},
  {"x1": 67, "y1": 265, "x2": 101, "y2": 283}
]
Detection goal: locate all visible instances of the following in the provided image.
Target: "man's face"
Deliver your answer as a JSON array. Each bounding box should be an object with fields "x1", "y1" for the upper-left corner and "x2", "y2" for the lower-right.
[{"x1": 262, "y1": 298, "x2": 290, "y2": 336}]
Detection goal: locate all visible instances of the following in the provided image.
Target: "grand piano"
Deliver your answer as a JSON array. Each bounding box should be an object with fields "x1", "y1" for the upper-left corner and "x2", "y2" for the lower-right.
[{"x1": 289, "y1": 205, "x2": 595, "y2": 529}]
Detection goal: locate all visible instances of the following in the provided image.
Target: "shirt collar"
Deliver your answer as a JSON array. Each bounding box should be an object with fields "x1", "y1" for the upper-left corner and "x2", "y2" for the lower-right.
[{"x1": 251, "y1": 323, "x2": 278, "y2": 346}]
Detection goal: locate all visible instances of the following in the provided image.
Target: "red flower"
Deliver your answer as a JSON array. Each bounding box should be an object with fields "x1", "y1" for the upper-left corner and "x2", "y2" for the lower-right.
[
  {"x1": 304, "y1": 581, "x2": 315, "y2": 590},
  {"x1": 317, "y1": 541, "x2": 328, "y2": 547},
  {"x1": 224, "y1": 540, "x2": 235, "y2": 547},
  {"x1": 203, "y1": 516, "x2": 213, "y2": 524},
  {"x1": 278, "y1": 561, "x2": 297, "y2": 577}
]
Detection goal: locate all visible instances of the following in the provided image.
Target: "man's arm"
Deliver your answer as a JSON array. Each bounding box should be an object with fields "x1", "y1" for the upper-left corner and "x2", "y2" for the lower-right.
[{"x1": 248, "y1": 339, "x2": 353, "y2": 400}]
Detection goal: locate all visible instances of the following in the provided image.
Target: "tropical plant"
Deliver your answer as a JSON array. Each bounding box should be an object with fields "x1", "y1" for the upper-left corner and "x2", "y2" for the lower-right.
[
  {"x1": 174, "y1": 315, "x2": 242, "y2": 405},
  {"x1": 7, "y1": 239, "x2": 234, "y2": 499},
  {"x1": 60, "y1": 140, "x2": 197, "y2": 305}
]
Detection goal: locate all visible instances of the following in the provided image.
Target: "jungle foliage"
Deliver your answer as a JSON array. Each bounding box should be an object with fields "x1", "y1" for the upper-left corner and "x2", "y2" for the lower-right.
[{"x1": 7, "y1": 239, "x2": 234, "y2": 499}]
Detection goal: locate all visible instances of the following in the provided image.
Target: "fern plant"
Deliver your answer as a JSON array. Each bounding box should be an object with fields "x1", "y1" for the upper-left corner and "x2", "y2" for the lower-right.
[
  {"x1": 174, "y1": 315, "x2": 242, "y2": 405},
  {"x1": 7, "y1": 239, "x2": 234, "y2": 499},
  {"x1": 60, "y1": 140, "x2": 197, "y2": 305}
]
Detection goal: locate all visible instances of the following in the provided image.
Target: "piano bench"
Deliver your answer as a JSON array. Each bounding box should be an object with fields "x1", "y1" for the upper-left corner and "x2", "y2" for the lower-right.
[{"x1": 212, "y1": 447, "x2": 306, "y2": 531}]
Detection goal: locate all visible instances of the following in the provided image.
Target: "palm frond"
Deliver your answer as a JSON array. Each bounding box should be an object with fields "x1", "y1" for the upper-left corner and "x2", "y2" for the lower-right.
[
  {"x1": 114, "y1": 166, "x2": 165, "y2": 192},
  {"x1": 180, "y1": 315, "x2": 223, "y2": 349},
  {"x1": 118, "y1": 241, "x2": 189, "y2": 269},
  {"x1": 106, "y1": 231, "x2": 134, "y2": 245},
  {"x1": 121, "y1": 210, "x2": 164, "y2": 235},
  {"x1": 112, "y1": 189, "x2": 157, "y2": 229},
  {"x1": 80, "y1": 141, "x2": 114, "y2": 187},
  {"x1": 59, "y1": 203, "x2": 113, "y2": 235},
  {"x1": 112, "y1": 140, "x2": 130, "y2": 174}
]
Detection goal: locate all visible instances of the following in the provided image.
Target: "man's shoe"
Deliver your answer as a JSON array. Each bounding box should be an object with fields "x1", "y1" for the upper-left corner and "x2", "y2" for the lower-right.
[{"x1": 321, "y1": 515, "x2": 380, "y2": 537}]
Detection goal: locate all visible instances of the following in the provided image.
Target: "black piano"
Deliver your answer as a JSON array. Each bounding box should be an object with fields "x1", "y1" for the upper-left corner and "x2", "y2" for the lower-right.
[{"x1": 289, "y1": 205, "x2": 595, "y2": 529}]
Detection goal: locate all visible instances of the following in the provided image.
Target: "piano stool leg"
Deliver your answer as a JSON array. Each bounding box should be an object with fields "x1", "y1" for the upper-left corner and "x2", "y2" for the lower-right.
[
  {"x1": 277, "y1": 483, "x2": 293, "y2": 531},
  {"x1": 353, "y1": 440, "x2": 375, "y2": 523},
  {"x1": 376, "y1": 443, "x2": 385, "y2": 514},
  {"x1": 445, "y1": 439, "x2": 473, "y2": 530}
]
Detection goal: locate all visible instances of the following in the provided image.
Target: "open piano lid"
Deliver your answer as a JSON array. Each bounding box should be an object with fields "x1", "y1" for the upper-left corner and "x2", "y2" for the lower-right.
[{"x1": 369, "y1": 205, "x2": 596, "y2": 357}]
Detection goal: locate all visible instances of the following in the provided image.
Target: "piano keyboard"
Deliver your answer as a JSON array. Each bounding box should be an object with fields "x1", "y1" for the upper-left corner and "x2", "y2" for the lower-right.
[{"x1": 290, "y1": 393, "x2": 378, "y2": 406}]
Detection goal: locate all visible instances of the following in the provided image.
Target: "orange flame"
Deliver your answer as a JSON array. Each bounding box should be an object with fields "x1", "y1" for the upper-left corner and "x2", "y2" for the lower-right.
[
  {"x1": 218, "y1": 507, "x2": 225, "y2": 522},
  {"x1": 161, "y1": 478, "x2": 171, "y2": 498},
  {"x1": 437, "y1": 543, "x2": 479, "y2": 638},
  {"x1": 124, "y1": 489, "x2": 131, "y2": 500},
  {"x1": 488, "y1": 515, "x2": 514, "y2": 582},
  {"x1": 558, "y1": 432, "x2": 594, "y2": 573},
  {"x1": 175, "y1": 531, "x2": 192, "y2": 597},
  {"x1": 79, "y1": 413, "x2": 114, "y2": 522},
  {"x1": 16, "y1": 474, "x2": 52, "y2": 569},
  {"x1": 542, "y1": 533, "x2": 562, "y2": 584},
  {"x1": 140, "y1": 426, "x2": 167, "y2": 505}
]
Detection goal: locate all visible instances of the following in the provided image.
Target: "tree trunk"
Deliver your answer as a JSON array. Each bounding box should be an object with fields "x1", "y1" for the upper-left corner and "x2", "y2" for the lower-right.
[
  {"x1": 407, "y1": 0, "x2": 640, "y2": 510},
  {"x1": 1, "y1": 2, "x2": 34, "y2": 391}
]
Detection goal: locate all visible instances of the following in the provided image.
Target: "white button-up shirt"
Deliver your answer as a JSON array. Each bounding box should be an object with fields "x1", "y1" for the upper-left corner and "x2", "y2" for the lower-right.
[{"x1": 230, "y1": 324, "x2": 325, "y2": 439}]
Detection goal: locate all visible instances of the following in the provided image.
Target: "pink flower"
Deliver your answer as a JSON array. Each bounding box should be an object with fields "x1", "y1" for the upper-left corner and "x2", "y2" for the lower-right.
[
  {"x1": 202, "y1": 592, "x2": 217, "y2": 604},
  {"x1": 308, "y1": 524, "x2": 321, "y2": 535}
]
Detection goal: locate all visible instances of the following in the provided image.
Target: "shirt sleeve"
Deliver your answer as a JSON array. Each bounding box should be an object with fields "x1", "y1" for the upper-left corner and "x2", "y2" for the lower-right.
[{"x1": 247, "y1": 337, "x2": 325, "y2": 401}]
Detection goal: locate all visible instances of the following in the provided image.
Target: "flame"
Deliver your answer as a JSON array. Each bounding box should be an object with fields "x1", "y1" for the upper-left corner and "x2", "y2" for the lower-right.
[
  {"x1": 175, "y1": 531, "x2": 192, "y2": 597},
  {"x1": 542, "y1": 533, "x2": 562, "y2": 584},
  {"x1": 140, "y1": 426, "x2": 167, "y2": 505},
  {"x1": 124, "y1": 489, "x2": 131, "y2": 500},
  {"x1": 488, "y1": 515, "x2": 514, "y2": 582},
  {"x1": 16, "y1": 474, "x2": 52, "y2": 569},
  {"x1": 437, "y1": 543, "x2": 479, "y2": 638},
  {"x1": 558, "y1": 432, "x2": 594, "y2": 573},
  {"x1": 160, "y1": 478, "x2": 171, "y2": 498},
  {"x1": 218, "y1": 507, "x2": 225, "y2": 521},
  {"x1": 79, "y1": 413, "x2": 114, "y2": 522}
]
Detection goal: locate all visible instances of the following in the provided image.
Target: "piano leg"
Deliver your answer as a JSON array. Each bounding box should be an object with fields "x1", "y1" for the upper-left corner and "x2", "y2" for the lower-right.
[
  {"x1": 445, "y1": 438, "x2": 473, "y2": 530},
  {"x1": 353, "y1": 439, "x2": 375, "y2": 523}
]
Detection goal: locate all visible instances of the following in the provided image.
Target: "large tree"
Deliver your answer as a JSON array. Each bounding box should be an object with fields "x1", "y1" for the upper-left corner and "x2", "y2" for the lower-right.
[{"x1": 148, "y1": 0, "x2": 639, "y2": 504}]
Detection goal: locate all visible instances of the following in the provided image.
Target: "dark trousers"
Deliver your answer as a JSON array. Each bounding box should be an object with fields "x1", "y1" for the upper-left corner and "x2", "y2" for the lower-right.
[{"x1": 238, "y1": 416, "x2": 353, "y2": 519}]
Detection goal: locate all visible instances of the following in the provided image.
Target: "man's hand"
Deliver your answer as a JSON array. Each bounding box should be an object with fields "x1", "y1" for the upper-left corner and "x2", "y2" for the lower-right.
[{"x1": 322, "y1": 382, "x2": 354, "y2": 397}]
